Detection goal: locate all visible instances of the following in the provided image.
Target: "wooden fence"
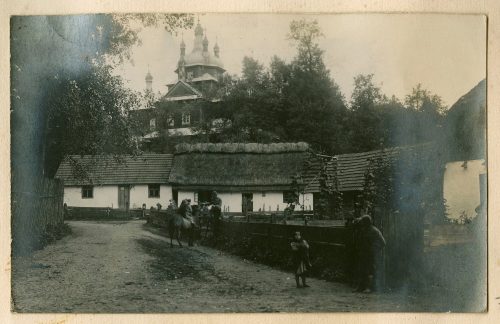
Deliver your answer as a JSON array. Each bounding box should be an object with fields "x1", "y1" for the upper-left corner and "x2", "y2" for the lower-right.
[
  {"x1": 12, "y1": 177, "x2": 65, "y2": 254},
  {"x1": 146, "y1": 208, "x2": 480, "y2": 289},
  {"x1": 147, "y1": 209, "x2": 350, "y2": 281},
  {"x1": 64, "y1": 207, "x2": 143, "y2": 220}
]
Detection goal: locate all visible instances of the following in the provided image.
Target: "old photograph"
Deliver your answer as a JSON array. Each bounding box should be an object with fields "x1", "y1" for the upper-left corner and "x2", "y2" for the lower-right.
[{"x1": 10, "y1": 13, "x2": 486, "y2": 313}]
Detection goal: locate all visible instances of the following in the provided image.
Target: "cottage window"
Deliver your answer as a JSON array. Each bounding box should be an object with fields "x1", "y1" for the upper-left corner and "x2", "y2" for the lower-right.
[
  {"x1": 82, "y1": 186, "x2": 93, "y2": 199},
  {"x1": 283, "y1": 191, "x2": 297, "y2": 203},
  {"x1": 150, "y1": 118, "x2": 156, "y2": 131},
  {"x1": 166, "y1": 115, "x2": 174, "y2": 127},
  {"x1": 182, "y1": 112, "x2": 191, "y2": 125},
  {"x1": 148, "y1": 184, "x2": 160, "y2": 198}
]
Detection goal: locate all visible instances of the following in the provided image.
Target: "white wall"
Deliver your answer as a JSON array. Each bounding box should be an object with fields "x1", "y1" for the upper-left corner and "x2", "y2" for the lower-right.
[
  {"x1": 129, "y1": 185, "x2": 172, "y2": 209},
  {"x1": 176, "y1": 190, "x2": 313, "y2": 213},
  {"x1": 443, "y1": 159, "x2": 486, "y2": 219},
  {"x1": 218, "y1": 192, "x2": 243, "y2": 212},
  {"x1": 252, "y1": 192, "x2": 314, "y2": 212},
  {"x1": 65, "y1": 184, "x2": 172, "y2": 209},
  {"x1": 178, "y1": 190, "x2": 196, "y2": 204},
  {"x1": 64, "y1": 185, "x2": 118, "y2": 208}
]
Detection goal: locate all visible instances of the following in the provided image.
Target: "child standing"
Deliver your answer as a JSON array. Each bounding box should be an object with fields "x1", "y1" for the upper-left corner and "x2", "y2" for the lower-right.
[{"x1": 290, "y1": 231, "x2": 312, "y2": 288}]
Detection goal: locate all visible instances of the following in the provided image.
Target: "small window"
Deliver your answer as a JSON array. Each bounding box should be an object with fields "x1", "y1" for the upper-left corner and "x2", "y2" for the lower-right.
[
  {"x1": 194, "y1": 192, "x2": 198, "y2": 203},
  {"x1": 167, "y1": 115, "x2": 174, "y2": 127},
  {"x1": 82, "y1": 186, "x2": 93, "y2": 199},
  {"x1": 187, "y1": 71, "x2": 193, "y2": 80},
  {"x1": 148, "y1": 184, "x2": 160, "y2": 198},
  {"x1": 182, "y1": 112, "x2": 191, "y2": 125},
  {"x1": 283, "y1": 191, "x2": 297, "y2": 204},
  {"x1": 262, "y1": 192, "x2": 266, "y2": 197},
  {"x1": 149, "y1": 118, "x2": 156, "y2": 131}
]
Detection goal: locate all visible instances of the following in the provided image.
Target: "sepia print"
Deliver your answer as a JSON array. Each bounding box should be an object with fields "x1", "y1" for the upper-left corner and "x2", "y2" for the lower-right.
[{"x1": 10, "y1": 13, "x2": 486, "y2": 313}]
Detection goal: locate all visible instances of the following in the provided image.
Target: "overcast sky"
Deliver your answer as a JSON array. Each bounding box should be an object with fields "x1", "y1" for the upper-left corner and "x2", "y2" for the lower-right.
[{"x1": 113, "y1": 13, "x2": 486, "y2": 108}]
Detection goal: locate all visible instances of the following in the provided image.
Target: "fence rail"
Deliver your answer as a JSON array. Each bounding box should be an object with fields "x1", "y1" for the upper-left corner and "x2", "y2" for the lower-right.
[{"x1": 12, "y1": 177, "x2": 65, "y2": 254}]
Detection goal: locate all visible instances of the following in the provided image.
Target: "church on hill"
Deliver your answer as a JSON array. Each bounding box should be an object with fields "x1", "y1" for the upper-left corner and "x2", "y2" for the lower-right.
[{"x1": 133, "y1": 19, "x2": 226, "y2": 150}]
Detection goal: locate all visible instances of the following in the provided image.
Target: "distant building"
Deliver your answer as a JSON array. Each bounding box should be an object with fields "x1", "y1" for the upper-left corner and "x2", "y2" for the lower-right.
[
  {"x1": 443, "y1": 159, "x2": 486, "y2": 220},
  {"x1": 132, "y1": 19, "x2": 225, "y2": 150},
  {"x1": 55, "y1": 154, "x2": 173, "y2": 210}
]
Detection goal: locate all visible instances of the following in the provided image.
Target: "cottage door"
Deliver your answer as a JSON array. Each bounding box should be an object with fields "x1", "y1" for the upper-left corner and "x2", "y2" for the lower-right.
[
  {"x1": 118, "y1": 185, "x2": 130, "y2": 211},
  {"x1": 242, "y1": 193, "x2": 253, "y2": 212}
]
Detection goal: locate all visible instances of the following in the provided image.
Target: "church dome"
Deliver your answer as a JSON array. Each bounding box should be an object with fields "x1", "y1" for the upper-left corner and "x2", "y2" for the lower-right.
[
  {"x1": 176, "y1": 21, "x2": 225, "y2": 73},
  {"x1": 184, "y1": 43, "x2": 224, "y2": 69}
]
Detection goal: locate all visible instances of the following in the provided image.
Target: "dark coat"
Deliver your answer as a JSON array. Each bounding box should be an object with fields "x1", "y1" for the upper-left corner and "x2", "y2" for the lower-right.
[
  {"x1": 357, "y1": 225, "x2": 386, "y2": 274},
  {"x1": 291, "y1": 239, "x2": 311, "y2": 271}
]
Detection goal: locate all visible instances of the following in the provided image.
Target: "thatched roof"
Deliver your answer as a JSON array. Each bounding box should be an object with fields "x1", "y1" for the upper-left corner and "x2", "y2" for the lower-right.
[
  {"x1": 55, "y1": 154, "x2": 173, "y2": 186},
  {"x1": 169, "y1": 143, "x2": 311, "y2": 191},
  {"x1": 175, "y1": 142, "x2": 309, "y2": 154}
]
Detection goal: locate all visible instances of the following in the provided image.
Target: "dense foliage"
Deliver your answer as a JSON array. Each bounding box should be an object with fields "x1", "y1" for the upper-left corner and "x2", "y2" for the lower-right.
[
  {"x1": 194, "y1": 19, "x2": 449, "y2": 157},
  {"x1": 11, "y1": 14, "x2": 193, "y2": 178}
]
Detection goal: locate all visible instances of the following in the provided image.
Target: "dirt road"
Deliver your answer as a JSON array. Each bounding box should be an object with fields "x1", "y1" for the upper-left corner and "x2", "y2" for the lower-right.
[{"x1": 12, "y1": 220, "x2": 438, "y2": 313}]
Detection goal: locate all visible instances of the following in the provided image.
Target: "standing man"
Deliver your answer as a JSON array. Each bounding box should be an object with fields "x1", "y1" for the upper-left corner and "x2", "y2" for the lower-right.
[
  {"x1": 354, "y1": 214, "x2": 386, "y2": 293},
  {"x1": 210, "y1": 191, "x2": 222, "y2": 238}
]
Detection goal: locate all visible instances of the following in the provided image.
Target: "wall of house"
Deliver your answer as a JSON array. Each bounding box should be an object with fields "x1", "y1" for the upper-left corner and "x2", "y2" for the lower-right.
[
  {"x1": 129, "y1": 185, "x2": 172, "y2": 209},
  {"x1": 176, "y1": 190, "x2": 313, "y2": 213},
  {"x1": 218, "y1": 192, "x2": 243, "y2": 212},
  {"x1": 178, "y1": 190, "x2": 196, "y2": 204},
  {"x1": 252, "y1": 192, "x2": 314, "y2": 212},
  {"x1": 64, "y1": 185, "x2": 118, "y2": 208},
  {"x1": 443, "y1": 159, "x2": 486, "y2": 220}
]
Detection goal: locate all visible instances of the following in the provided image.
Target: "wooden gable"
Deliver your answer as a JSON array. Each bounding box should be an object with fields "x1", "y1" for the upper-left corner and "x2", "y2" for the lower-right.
[{"x1": 165, "y1": 81, "x2": 202, "y2": 100}]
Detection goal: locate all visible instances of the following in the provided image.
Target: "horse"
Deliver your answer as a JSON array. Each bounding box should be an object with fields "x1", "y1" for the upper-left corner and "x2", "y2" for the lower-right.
[{"x1": 167, "y1": 199, "x2": 197, "y2": 247}]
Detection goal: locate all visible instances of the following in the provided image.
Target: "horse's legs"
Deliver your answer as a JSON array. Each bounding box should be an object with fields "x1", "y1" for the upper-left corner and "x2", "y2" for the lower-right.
[
  {"x1": 169, "y1": 229, "x2": 174, "y2": 248},
  {"x1": 204, "y1": 220, "x2": 210, "y2": 239},
  {"x1": 188, "y1": 228, "x2": 193, "y2": 247},
  {"x1": 176, "y1": 229, "x2": 183, "y2": 247}
]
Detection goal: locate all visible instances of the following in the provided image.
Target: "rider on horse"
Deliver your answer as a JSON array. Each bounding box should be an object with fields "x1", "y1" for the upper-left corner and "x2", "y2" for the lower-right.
[{"x1": 178, "y1": 199, "x2": 195, "y2": 225}]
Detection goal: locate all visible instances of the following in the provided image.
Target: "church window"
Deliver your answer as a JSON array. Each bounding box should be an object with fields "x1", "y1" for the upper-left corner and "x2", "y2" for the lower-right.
[
  {"x1": 182, "y1": 112, "x2": 191, "y2": 125},
  {"x1": 149, "y1": 118, "x2": 156, "y2": 131}
]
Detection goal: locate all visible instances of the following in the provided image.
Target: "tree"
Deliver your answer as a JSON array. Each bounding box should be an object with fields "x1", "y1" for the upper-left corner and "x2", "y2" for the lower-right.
[
  {"x1": 287, "y1": 19, "x2": 324, "y2": 74},
  {"x1": 11, "y1": 14, "x2": 194, "y2": 179},
  {"x1": 348, "y1": 74, "x2": 384, "y2": 152},
  {"x1": 210, "y1": 56, "x2": 284, "y2": 143},
  {"x1": 283, "y1": 19, "x2": 348, "y2": 154},
  {"x1": 198, "y1": 19, "x2": 348, "y2": 154},
  {"x1": 44, "y1": 64, "x2": 142, "y2": 177},
  {"x1": 404, "y1": 83, "x2": 446, "y2": 114},
  {"x1": 403, "y1": 84, "x2": 446, "y2": 144}
]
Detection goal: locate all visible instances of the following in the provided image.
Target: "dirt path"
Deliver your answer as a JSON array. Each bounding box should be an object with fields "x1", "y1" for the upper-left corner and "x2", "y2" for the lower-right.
[{"x1": 12, "y1": 220, "x2": 436, "y2": 313}]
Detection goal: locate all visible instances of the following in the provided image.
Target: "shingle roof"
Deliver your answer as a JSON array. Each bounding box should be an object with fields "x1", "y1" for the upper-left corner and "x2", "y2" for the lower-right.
[
  {"x1": 304, "y1": 145, "x2": 431, "y2": 192},
  {"x1": 55, "y1": 154, "x2": 173, "y2": 186}
]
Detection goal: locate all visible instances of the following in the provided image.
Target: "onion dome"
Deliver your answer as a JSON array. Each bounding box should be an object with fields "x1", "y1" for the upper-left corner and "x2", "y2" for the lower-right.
[
  {"x1": 194, "y1": 22, "x2": 203, "y2": 36},
  {"x1": 214, "y1": 40, "x2": 220, "y2": 58}
]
